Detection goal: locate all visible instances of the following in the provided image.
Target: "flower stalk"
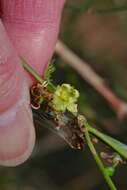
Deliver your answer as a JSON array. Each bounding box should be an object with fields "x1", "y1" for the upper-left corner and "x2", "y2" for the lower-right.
[
  {"x1": 21, "y1": 58, "x2": 127, "y2": 190},
  {"x1": 84, "y1": 122, "x2": 117, "y2": 190}
]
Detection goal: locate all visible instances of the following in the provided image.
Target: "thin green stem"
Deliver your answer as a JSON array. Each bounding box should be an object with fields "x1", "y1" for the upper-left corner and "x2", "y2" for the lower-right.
[
  {"x1": 84, "y1": 123, "x2": 117, "y2": 190},
  {"x1": 20, "y1": 57, "x2": 56, "y2": 91},
  {"x1": 20, "y1": 57, "x2": 44, "y2": 84},
  {"x1": 87, "y1": 125, "x2": 127, "y2": 160},
  {"x1": 21, "y1": 58, "x2": 127, "y2": 189},
  {"x1": 20, "y1": 57, "x2": 127, "y2": 160}
]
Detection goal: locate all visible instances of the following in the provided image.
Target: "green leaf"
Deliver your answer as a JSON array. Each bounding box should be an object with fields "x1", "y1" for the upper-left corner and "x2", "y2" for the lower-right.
[
  {"x1": 88, "y1": 126, "x2": 127, "y2": 160},
  {"x1": 44, "y1": 62, "x2": 55, "y2": 83}
]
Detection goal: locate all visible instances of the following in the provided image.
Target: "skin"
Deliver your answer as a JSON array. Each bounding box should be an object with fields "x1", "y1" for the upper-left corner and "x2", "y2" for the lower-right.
[{"x1": 0, "y1": 0, "x2": 65, "y2": 166}]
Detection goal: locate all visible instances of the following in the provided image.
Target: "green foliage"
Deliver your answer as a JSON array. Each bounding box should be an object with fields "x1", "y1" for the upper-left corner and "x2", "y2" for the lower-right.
[
  {"x1": 88, "y1": 127, "x2": 127, "y2": 160},
  {"x1": 21, "y1": 49, "x2": 127, "y2": 190},
  {"x1": 44, "y1": 62, "x2": 55, "y2": 83}
]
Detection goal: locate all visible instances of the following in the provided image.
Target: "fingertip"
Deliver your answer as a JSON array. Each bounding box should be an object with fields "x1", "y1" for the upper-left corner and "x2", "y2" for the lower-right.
[
  {"x1": 0, "y1": 75, "x2": 35, "y2": 166},
  {"x1": 0, "y1": 103, "x2": 35, "y2": 167}
]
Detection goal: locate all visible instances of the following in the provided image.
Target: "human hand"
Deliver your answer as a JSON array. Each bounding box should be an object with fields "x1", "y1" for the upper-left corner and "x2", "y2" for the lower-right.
[{"x1": 0, "y1": 0, "x2": 65, "y2": 166}]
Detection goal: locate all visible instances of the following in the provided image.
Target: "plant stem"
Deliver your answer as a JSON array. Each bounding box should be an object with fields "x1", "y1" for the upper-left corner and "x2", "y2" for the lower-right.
[
  {"x1": 21, "y1": 58, "x2": 127, "y2": 189},
  {"x1": 20, "y1": 57, "x2": 44, "y2": 84},
  {"x1": 20, "y1": 58, "x2": 127, "y2": 160},
  {"x1": 87, "y1": 125, "x2": 127, "y2": 160},
  {"x1": 21, "y1": 57, "x2": 56, "y2": 91},
  {"x1": 84, "y1": 123, "x2": 117, "y2": 190}
]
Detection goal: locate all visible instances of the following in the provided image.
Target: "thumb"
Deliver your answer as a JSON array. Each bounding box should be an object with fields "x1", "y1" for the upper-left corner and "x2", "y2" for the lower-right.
[
  {"x1": 0, "y1": 0, "x2": 65, "y2": 81},
  {"x1": 0, "y1": 21, "x2": 35, "y2": 166}
]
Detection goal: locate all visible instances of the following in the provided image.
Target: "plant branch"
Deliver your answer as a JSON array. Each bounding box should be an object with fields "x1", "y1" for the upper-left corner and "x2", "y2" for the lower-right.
[
  {"x1": 88, "y1": 125, "x2": 127, "y2": 159},
  {"x1": 55, "y1": 40, "x2": 127, "y2": 119},
  {"x1": 21, "y1": 58, "x2": 127, "y2": 160},
  {"x1": 84, "y1": 123, "x2": 117, "y2": 190},
  {"x1": 21, "y1": 58, "x2": 127, "y2": 189},
  {"x1": 21, "y1": 57, "x2": 56, "y2": 91},
  {"x1": 20, "y1": 57, "x2": 44, "y2": 84}
]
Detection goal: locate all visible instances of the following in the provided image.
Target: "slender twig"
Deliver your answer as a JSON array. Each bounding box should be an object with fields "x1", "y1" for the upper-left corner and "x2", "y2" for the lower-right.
[
  {"x1": 21, "y1": 58, "x2": 127, "y2": 160},
  {"x1": 21, "y1": 58, "x2": 127, "y2": 189},
  {"x1": 88, "y1": 125, "x2": 127, "y2": 159},
  {"x1": 55, "y1": 40, "x2": 127, "y2": 119},
  {"x1": 84, "y1": 123, "x2": 117, "y2": 190},
  {"x1": 21, "y1": 57, "x2": 56, "y2": 91},
  {"x1": 20, "y1": 57, "x2": 44, "y2": 84}
]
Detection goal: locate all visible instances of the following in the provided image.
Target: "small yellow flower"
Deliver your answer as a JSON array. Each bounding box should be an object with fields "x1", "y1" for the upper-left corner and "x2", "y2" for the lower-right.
[{"x1": 51, "y1": 83, "x2": 79, "y2": 115}]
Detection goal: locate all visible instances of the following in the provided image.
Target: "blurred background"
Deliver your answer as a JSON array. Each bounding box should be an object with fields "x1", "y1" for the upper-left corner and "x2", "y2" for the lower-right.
[{"x1": 1, "y1": 0, "x2": 127, "y2": 189}]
